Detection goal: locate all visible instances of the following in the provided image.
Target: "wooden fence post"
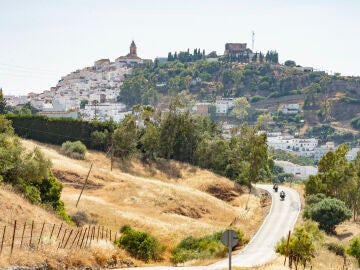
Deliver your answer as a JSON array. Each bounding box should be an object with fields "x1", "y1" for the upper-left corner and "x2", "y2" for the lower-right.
[
  {"x1": 20, "y1": 221, "x2": 26, "y2": 248},
  {"x1": 49, "y1": 223, "x2": 56, "y2": 240},
  {"x1": 101, "y1": 226, "x2": 104, "y2": 240},
  {"x1": 10, "y1": 220, "x2": 17, "y2": 256},
  {"x1": 97, "y1": 226, "x2": 100, "y2": 242},
  {"x1": 76, "y1": 229, "x2": 83, "y2": 246},
  {"x1": 37, "y1": 222, "x2": 45, "y2": 249},
  {"x1": 80, "y1": 228, "x2": 88, "y2": 248},
  {"x1": 29, "y1": 221, "x2": 34, "y2": 247},
  {"x1": 58, "y1": 229, "x2": 67, "y2": 249},
  {"x1": 0, "y1": 226, "x2": 6, "y2": 256},
  {"x1": 114, "y1": 232, "x2": 117, "y2": 242},
  {"x1": 84, "y1": 225, "x2": 90, "y2": 247},
  {"x1": 70, "y1": 229, "x2": 80, "y2": 249},
  {"x1": 63, "y1": 229, "x2": 73, "y2": 249},
  {"x1": 56, "y1": 223, "x2": 63, "y2": 241},
  {"x1": 109, "y1": 230, "x2": 112, "y2": 242}
]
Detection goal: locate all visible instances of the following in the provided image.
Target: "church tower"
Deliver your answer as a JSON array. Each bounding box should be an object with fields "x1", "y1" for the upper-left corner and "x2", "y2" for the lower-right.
[{"x1": 130, "y1": 40, "x2": 137, "y2": 57}]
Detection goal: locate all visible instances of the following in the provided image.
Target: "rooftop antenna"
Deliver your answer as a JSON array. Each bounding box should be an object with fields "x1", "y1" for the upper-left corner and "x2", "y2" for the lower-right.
[{"x1": 252, "y1": 31, "x2": 255, "y2": 51}]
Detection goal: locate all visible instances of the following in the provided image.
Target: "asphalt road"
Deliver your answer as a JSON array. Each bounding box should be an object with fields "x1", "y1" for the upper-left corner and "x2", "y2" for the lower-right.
[{"x1": 117, "y1": 184, "x2": 301, "y2": 270}]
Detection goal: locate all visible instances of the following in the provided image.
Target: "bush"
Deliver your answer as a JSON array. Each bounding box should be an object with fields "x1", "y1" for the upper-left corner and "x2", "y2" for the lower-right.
[
  {"x1": 71, "y1": 211, "x2": 96, "y2": 227},
  {"x1": 250, "y1": 95, "x2": 266, "y2": 103},
  {"x1": 326, "y1": 242, "x2": 345, "y2": 257},
  {"x1": 347, "y1": 237, "x2": 360, "y2": 266},
  {"x1": 171, "y1": 230, "x2": 243, "y2": 264},
  {"x1": 115, "y1": 225, "x2": 165, "y2": 263},
  {"x1": 61, "y1": 140, "x2": 87, "y2": 159},
  {"x1": 306, "y1": 198, "x2": 352, "y2": 233}
]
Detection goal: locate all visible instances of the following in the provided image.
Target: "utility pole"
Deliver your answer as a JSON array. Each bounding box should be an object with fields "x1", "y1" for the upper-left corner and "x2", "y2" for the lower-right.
[
  {"x1": 76, "y1": 162, "x2": 94, "y2": 207},
  {"x1": 252, "y1": 31, "x2": 255, "y2": 51}
]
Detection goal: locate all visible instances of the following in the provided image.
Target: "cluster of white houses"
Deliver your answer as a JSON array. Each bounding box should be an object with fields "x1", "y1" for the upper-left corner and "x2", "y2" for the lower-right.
[{"x1": 5, "y1": 41, "x2": 148, "y2": 122}]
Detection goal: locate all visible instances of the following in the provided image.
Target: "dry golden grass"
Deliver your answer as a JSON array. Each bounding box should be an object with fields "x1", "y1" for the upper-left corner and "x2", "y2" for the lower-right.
[
  {"x1": 0, "y1": 239, "x2": 134, "y2": 269},
  {"x1": 19, "y1": 139, "x2": 266, "y2": 266}
]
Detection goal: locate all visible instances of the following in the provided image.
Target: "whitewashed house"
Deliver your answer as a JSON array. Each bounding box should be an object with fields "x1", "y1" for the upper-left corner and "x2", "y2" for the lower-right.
[
  {"x1": 314, "y1": 142, "x2": 336, "y2": 162},
  {"x1": 275, "y1": 160, "x2": 318, "y2": 180},
  {"x1": 346, "y1": 147, "x2": 360, "y2": 161},
  {"x1": 216, "y1": 98, "x2": 234, "y2": 114},
  {"x1": 281, "y1": 104, "x2": 301, "y2": 114}
]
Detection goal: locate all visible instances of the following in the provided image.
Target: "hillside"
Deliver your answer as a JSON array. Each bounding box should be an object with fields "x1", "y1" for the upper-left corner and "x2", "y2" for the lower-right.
[
  {"x1": 119, "y1": 59, "x2": 360, "y2": 141},
  {"x1": 20, "y1": 139, "x2": 267, "y2": 266}
]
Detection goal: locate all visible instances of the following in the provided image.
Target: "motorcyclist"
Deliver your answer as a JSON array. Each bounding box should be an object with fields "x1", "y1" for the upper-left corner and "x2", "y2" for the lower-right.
[
  {"x1": 280, "y1": 190, "x2": 285, "y2": 200},
  {"x1": 273, "y1": 183, "x2": 278, "y2": 192}
]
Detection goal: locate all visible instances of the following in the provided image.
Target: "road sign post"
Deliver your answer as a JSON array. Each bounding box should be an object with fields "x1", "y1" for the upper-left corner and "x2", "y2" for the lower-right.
[{"x1": 220, "y1": 229, "x2": 239, "y2": 270}]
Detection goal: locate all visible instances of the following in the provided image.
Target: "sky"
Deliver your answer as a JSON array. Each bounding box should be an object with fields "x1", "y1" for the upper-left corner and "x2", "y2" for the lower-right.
[{"x1": 0, "y1": 0, "x2": 359, "y2": 96}]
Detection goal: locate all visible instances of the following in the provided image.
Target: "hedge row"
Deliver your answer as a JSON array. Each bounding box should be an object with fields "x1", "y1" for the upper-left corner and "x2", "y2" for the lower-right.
[{"x1": 7, "y1": 114, "x2": 116, "y2": 150}]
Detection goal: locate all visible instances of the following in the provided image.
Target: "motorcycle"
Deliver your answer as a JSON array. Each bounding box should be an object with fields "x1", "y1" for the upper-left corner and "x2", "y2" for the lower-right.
[
  {"x1": 273, "y1": 184, "x2": 278, "y2": 192},
  {"x1": 280, "y1": 191, "x2": 286, "y2": 201}
]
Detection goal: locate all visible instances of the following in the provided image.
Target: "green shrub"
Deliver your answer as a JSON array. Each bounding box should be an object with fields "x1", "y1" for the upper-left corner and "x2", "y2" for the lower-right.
[
  {"x1": 250, "y1": 95, "x2": 266, "y2": 103},
  {"x1": 348, "y1": 237, "x2": 360, "y2": 266},
  {"x1": 23, "y1": 185, "x2": 41, "y2": 204},
  {"x1": 326, "y1": 242, "x2": 345, "y2": 257},
  {"x1": 306, "y1": 198, "x2": 352, "y2": 233},
  {"x1": 61, "y1": 140, "x2": 87, "y2": 159},
  {"x1": 171, "y1": 230, "x2": 243, "y2": 264},
  {"x1": 115, "y1": 225, "x2": 165, "y2": 263},
  {"x1": 268, "y1": 91, "x2": 281, "y2": 98}
]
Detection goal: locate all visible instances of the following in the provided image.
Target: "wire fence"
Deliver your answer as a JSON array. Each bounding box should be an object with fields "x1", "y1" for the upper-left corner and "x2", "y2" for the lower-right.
[{"x1": 0, "y1": 220, "x2": 116, "y2": 257}]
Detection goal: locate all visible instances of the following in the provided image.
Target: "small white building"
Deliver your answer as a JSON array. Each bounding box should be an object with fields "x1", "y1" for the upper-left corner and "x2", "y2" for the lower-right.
[
  {"x1": 216, "y1": 98, "x2": 234, "y2": 114},
  {"x1": 346, "y1": 147, "x2": 360, "y2": 161},
  {"x1": 192, "y1": 102, "x2": 211, "y2": 115},
  {"x1": 267, "y1": 135, "x2": 318, "y2": 157},
  {"x1": 314, "y1": 142, "x2": 336, "y2": 162},
  {"x1": 275, "y1": 160, "x2": 318, "y2": 180},
  {"x1": 292, "y1": 138, "x2": 318, "y2": 157},
  {"x1": 81, "y1": 102, "x2": 127, "y2": 122},
  {"x1": 281, "y1": 104, "x2": 301, "y2": 114}
]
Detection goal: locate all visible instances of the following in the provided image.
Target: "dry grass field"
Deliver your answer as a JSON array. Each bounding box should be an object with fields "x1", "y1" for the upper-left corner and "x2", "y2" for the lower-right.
[{"x1": 15, "y1": 139, "x2": 268, "y2": 267}]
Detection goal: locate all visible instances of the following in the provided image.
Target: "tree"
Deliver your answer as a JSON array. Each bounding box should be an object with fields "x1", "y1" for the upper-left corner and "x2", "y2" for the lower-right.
[
  {"x1": 0, "y1": 89, "x2": 6, "y2": 114},
  {"x1": 119, "y1": 75, "x2": 149, "y2": 106},
  {"x1": 347, "y1": 237, "x2": 360, "y2": 266},
  {"x1": 112, "y1": 115, "x2": 138, "y2": 159},
  {"x1": 91, "y1": 100, "x2": 99, "y2": 120},
  {"x1": 285, "y1": 60, "x2": 296, "y2": 67},
  {"x1": 230, "y1": 97, "x2": 250, "y2": 122},
  {"x1": 80, "y1": 99, "x2": 88, "y2": 109},
  {"x1": 257, "y1": 113, "x2": 273, "y2": 130},
  {"x1": 276, "y1": 221, "x2": 322, "y2": 269},
  {"x1": 139, "y1": 122, "x2": 160, "y2": 160},
  {"x1": 226, "y1": 124, "x2": 270, "y2": 187},
  {"x1": 159, "y1": 97, "x2": 199, "y2": 163},
  {"x1": 307, "y1": 198, "x2": 352, "y2": 233},
  {"x1": 305, "y1": 144, "x2": 357, "y2": 212}
]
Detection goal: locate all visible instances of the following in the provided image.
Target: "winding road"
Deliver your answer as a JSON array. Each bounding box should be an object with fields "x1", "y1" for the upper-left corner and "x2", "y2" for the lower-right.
[{"x1": 119, "y1": 184, "x2": 301, "y2": 269}]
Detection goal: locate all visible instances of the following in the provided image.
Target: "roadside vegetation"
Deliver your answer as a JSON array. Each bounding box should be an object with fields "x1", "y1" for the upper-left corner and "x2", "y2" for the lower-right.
[
  {"x1": 171, "y1": 230, "x2": 243, "y2": 264},
  {"x1": 0, "y1": 115, "x2": 70, "y2": 221}
]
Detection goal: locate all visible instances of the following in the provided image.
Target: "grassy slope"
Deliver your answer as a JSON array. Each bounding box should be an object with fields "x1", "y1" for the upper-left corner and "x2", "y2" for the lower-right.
[{"x1": 20, "y1": 139, "x2": 267, "y2": 266}]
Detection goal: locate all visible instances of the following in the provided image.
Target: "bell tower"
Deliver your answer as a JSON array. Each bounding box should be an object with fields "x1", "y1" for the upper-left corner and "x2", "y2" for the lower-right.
[{"x1": 130, "y1": 40, "x2": 137, "y2": 57}]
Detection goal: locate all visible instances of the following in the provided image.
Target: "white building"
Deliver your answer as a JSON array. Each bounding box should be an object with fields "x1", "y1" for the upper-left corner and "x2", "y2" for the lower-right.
[
  {"x1": 216, "y1": 98, "x2": 234, "y2": 114},
  {"x1": 81, "y1": 103, "x2": 128, "y2": 122},
  {"x1": 280, "y1": 104, "x2": 301, "y2": 114},
  {"x1": 267, "y1": 135, "x2": 318, "y2": 157},
  {"x1": 314, "y1": 142, "x2": 335, "y2": 162},
  {"x1": 292, "y1": 139, "x2": 318, "y2": 157},
  {"x1": 346, "y1": 147, "x2": 360, "y2": 161},
  {"x1": 275, "y1": 160, "x2": 318, "y2": 180}
]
